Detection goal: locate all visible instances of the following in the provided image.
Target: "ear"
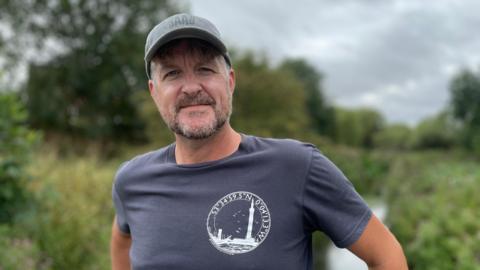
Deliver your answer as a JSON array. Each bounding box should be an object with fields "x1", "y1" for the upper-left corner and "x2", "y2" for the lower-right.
[
  {"x1": 228, "y1": 68, "x2": 236, "y2": 94},
  {"x1": 148, "y1": 79, "x2": 156, "y2": 97}
]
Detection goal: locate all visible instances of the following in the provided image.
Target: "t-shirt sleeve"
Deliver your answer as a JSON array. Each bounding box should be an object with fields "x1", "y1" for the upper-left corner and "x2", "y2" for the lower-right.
[
  {"x1": 303, "y1": 148, "x2": 371, "y2": 248},
  {"x1": 112, "y1": 163, "x2": 131, "y2": 234}
]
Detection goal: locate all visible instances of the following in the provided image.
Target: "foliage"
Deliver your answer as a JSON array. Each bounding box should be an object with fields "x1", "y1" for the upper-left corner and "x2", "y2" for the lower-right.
[
  {"x1": 133, "y1": 90, "x2": 175, "y2": 146},
  {"x1": 373, "y1": 123, "x2": 412, "y2": 150},
  {"x1": 450, "y1": 68, "x2": 480, "y2": 152},
  {"x1": 230, "y1": 53, "x2": 310, "y2": 138},
  {"x1": 0, "y1": 92, "x2": 38, "y2": 224},
  {"x1": 0, "y1": 225, "x2": 44, "y2": 270},
  {"x1": 0, "y1": 0, "x2": 181, "y2": 142},
  {"x1": 312, "y1": 233, "x2": 330, "y2": 270},
  {"x1": 333, "y1": 107, "x2": 384, "y2": 148},
  {"x1": 385, "y1": 152, "x2": 480, "y2": 269},
  {"x1": 323, "y1": 146, "x2": 391, "y2": 196},
  {"x1": 280, "y1": 59, "x2": 335, "y2": 137},
  {"x1": 409, "y1": 112, "x2": 457, "y2": 149},
  {"x1": 27, "y1": 150, "x2": 117, "y2": 270}
]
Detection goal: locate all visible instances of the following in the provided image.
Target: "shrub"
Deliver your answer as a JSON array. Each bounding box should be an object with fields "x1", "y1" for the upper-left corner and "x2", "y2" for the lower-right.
[
  {"x1": 0, "y1": 225, "x2": 44, "y2": 270},
  {"x1": 0, "y1": 92, "x2": 38, "y2": 223},
  {"x1": 386, "y1": 153, "x2": 480, "y2": 269},
  {"x1": 28, "y1": 151, "x2": 117, "y2": 270}
]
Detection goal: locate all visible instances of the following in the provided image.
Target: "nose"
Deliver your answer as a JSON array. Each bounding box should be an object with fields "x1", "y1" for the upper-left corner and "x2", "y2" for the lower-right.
[{"x1": 181, "y1": 73, "x2": 203, "y2": 96}]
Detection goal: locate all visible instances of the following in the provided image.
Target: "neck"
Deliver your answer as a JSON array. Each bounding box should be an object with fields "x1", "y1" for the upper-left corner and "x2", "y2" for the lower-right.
[{"x1": 174, "y1": 124, "x2": 241, "y2": 165}]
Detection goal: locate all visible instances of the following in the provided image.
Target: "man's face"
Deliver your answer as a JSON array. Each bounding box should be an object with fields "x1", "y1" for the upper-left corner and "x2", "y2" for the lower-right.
[{"x1": 148, "y1": 41, "x2": 235, "y2": 140}]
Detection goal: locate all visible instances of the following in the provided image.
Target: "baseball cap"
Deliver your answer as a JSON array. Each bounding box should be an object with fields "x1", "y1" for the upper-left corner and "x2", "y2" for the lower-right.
[{"x1": 144, "y1": 13, "x2": 231, "y2": 79}]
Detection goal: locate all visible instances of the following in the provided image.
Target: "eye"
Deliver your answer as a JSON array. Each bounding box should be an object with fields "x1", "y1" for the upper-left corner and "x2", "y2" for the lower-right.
[
  {"x1": 163, "y1": 69, "x2": 181, "y2": 80},
  {"x1": 198, "y1": 66, "x2": 215, "y2": 75}
]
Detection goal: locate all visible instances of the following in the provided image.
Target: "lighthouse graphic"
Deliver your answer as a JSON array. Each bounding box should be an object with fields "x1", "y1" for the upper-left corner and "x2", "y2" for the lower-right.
[
  {"x1": 246, "y1": 199, "x2": 255, "y2": 240},
  {"x1": 207, "y1": 191, "x2": 271, "y2": 255}
]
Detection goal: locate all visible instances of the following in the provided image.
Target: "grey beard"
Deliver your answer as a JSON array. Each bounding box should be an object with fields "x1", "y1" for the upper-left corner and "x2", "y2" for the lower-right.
[
  {"x1": 171, "y1": 111, "x2": 229, "y2": 140},
  {"x1": 162, "y1": 89, "x2": 233, "y2": 140}
]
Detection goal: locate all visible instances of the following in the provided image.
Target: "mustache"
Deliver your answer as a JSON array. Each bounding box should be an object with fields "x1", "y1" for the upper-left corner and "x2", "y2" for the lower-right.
[{"x1": 175, "y1": 92, "x2": 216, "y2": 112}]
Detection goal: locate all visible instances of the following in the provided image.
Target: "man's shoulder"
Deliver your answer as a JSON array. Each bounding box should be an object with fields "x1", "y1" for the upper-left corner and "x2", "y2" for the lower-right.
[
  {"x1": 114, "y1": 143, "x2": 173, "y2": 183},
  {"x1": 244, "y1": 135, "x2": 317, "y2": 159}
]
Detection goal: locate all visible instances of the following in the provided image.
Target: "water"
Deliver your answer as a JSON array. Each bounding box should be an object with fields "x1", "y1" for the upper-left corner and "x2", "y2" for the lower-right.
[{"x1": 327, "y1": 202, "x2": 387, "y2": 270}]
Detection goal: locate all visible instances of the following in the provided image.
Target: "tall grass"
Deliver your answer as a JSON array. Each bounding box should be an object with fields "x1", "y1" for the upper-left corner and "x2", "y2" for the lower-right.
[{"x1": 26, "y1": 150, "x2": 117, "y2": 270}]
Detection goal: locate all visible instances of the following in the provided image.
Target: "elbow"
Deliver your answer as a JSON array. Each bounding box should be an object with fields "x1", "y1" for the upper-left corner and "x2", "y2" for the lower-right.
[{"x1": 367, "y1": 239, "x2": 408, "y2": 270}]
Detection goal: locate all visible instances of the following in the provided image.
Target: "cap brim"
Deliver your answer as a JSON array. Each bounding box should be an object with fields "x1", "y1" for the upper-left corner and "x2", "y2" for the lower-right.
[{"x1": 144, "y1": 27, "x2": 227, "y2": 63}]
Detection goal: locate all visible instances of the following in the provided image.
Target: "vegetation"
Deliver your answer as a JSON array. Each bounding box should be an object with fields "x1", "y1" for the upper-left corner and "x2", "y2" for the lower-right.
[
  {"x1": 333, "y1": 107, "x2": 384, "y2": 148},
  {"x1": 27, "y1": 151, "x2": 116, "y2": 270},
  {"x1": 0, "y1": 92, "x2": 38, "y2": 223},
  {"x1": 0, "y1": 92, "x2": 42, "y2": 269},
  {"x1": 280, "y1": 59, "x2": 335, "y2": 137},
  {"x1": 450, "y1": 68, "x2": 480, "y2": 153},
  {"x1": 0, "y1": 0, "x2": 181, "y2": 142},
  {"x1": 385, "y1": 152, "x2": 480, "y2": 269},
  {"x1": 1, "y1": 3, "x2": 480, "y2": 269}
]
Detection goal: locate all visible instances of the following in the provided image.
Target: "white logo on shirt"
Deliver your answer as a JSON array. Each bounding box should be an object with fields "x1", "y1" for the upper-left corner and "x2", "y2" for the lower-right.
[{"x1": 206, "y1": 191, "x2": 271, "y2": 255}]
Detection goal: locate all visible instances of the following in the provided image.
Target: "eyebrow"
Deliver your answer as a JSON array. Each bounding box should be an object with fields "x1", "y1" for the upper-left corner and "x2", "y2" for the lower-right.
[{"x1": 159, "y1": 57, "x2": 217, "y2": 70}]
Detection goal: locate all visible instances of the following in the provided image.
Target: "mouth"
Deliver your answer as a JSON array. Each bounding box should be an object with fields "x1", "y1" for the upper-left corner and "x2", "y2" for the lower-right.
[
  {"x1": 176, "y1": 92, "x2": 216, "y2": 112},
  {"x1": 179, "y1": 103, "x2": 213, "y2": 110}
]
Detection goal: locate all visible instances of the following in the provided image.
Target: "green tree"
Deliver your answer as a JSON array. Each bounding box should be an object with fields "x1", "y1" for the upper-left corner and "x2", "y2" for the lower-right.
[
  {"x1": 0, "y1": 0, "x2": 181, "y2": 142},
  {"x1": 230, "y1": 53, "x2": 310, "y2": 138},
  {"x1": 334, "y1": 107, "x2": 384, "y2": 148},
  {"x1": 450, "y1": 68, "x2": 480, "y2": 152},
  {"x1": 280, "y1": 59, "x2": 335, "y2": 137},
  {"x1": 410, "y1": 112, "x2": 457, "y2": 149}
]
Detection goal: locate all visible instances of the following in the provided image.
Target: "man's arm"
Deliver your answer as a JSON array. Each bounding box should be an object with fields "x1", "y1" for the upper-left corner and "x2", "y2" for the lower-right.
[
  {"x1": 111, "y1": 216, "x2": 132, "y2": 270},
  {"x1": 348, "y1": 214, "x2": 408, "y2": 270}
]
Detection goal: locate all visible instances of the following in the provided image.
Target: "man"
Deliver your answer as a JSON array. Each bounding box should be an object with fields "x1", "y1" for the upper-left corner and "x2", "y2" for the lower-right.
[{"x1": 111, "y1": 13, "x2": 408, "y2": 270}]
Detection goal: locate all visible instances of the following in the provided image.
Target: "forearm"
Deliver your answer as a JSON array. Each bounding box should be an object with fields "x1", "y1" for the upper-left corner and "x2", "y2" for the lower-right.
[
  {"x1": 111, "y1": 217, "x2": 132, "y2": 270},
  {"x1": 366, "y1": 234, "x2": 408, "y2": 270},
  {"x1": 111, "y1": 242, "x2": 131, "y2": 270},
  {"x1": 349, "y1": 215, "x2": 408, "y2": 270}
]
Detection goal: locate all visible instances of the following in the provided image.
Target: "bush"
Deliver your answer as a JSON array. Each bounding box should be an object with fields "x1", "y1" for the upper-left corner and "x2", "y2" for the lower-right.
[
  {"x1": 374, "y1": 124, "x2": 412, "y2": 150},
  {"x1": 0, "y1": 92, "x2": 42, "y2": 269},
  {"x1": 385, "y1": 153, "x2": 480, "y2": 269},
  {"x1": 0, "y1": 225, "x2": 44, "y2": 270},
  {"x1": 27, "y1": 151, "x2": 117, "y2": 270},
  {"x1": 322, "y1": 145, "x2": 390, "y2": 197},
  {"x1": 0, "y1": 92, "x2": 38, "y2": 223}
]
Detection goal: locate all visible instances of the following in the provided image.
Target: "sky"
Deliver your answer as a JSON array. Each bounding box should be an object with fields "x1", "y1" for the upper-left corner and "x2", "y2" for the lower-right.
[{"x1": 189, "y1": 0, "x2": 480, "y2": 125}]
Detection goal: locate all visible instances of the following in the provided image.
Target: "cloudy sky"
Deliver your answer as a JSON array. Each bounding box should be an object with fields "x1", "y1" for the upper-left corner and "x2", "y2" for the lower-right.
[{"x1": 188, "y1": 0, "x2": 480, "y2": 125}]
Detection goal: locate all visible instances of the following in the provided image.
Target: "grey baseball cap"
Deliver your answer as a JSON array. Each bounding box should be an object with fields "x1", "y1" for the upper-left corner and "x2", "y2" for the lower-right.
[{"x1": 144, "y1": 13, "x2": 231, "y2": 79}]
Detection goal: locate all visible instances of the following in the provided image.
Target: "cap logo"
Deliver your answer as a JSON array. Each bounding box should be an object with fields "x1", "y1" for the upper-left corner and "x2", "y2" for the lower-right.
[{"x1": 169, "y1": 15, "x2": 195, "y2": 29}]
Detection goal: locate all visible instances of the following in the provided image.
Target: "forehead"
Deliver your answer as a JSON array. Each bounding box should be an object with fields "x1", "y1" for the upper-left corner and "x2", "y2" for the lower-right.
[{"x1": 154, "y1": 39, "x2": 221, "y2": 65}]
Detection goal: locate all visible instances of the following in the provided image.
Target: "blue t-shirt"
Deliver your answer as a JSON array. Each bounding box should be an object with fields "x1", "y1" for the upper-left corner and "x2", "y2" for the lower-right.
[{"x1": 113, "y1": 135, "x2": 371, "y2": 270}]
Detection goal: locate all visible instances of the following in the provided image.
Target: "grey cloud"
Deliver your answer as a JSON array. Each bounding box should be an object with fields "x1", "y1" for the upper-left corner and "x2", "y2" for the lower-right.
[{"x1": 191, "y1": 0, "x2": 480, "y2": 124}]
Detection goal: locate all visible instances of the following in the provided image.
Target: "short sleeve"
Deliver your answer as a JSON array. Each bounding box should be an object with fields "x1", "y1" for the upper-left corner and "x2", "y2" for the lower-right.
[
  {"x1": 112, "y1": 180, "x2": 130, "y2": 234},
  {"x1": 303, "y1": 149, "x2": 371, "y2": 248}
]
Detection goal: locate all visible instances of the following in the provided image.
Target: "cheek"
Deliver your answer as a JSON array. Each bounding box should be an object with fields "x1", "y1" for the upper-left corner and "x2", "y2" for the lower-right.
[{"x1": 151, "y1": 89, "x2": 175, "y2": 116}]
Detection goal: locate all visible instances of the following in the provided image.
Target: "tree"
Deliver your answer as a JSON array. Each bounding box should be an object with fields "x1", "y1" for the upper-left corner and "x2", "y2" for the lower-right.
[
  {"x1": 280, "y1": 59, "x2": 335, "y2": 138},
  {"x1": 334, "y1": 107, "x2": 384, "y2": 148},
  {"x1": 450, "y1": 69, "x2": 480, "y2": 151},
  {"x1": 230, "y1": 53, "x2": 310, "y2": 138},
  {"x1": 0, "y1": 0, "x2": 181, "y2": 142},
  {"x1": 409, "y1": 112, "x2": 457, "y2": 149},
  {"x1": 373, "y1": 123, "x2": 412, "y2": 150}
]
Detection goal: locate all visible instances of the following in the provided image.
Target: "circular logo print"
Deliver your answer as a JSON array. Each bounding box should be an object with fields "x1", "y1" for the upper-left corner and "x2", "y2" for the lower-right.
[{"x1": 206, "y1": 191, "x2": 271, "y2": 255}]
